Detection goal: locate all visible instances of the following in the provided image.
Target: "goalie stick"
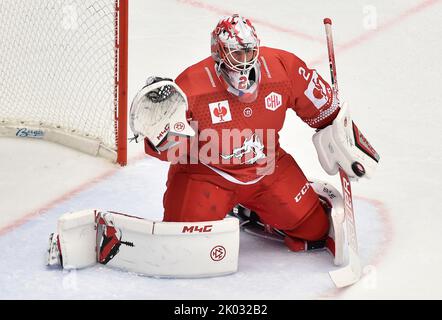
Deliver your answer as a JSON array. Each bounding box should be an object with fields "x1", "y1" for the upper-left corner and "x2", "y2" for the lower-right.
[{"x1": 323, "y1": 18, "x2": 363, "y2": 288}]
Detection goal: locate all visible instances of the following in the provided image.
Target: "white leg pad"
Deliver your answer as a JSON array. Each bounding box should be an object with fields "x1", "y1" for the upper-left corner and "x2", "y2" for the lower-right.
[
  {"x1": 53, "y1": 210, "x2": 240, "y2": 278},
  {"x1": 57, "y1": 209, "x2": 97, "y2": 269},
  {"x1": 96, "y1": 212, "x2": 240, "y2": 278},
  {"x1": 311, "y1": 181, "x2": 346, "y2": 266}
]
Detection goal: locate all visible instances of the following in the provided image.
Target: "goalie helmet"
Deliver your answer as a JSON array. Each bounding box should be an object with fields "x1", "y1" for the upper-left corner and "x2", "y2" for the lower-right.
[{"x1": 211, "y1": 14, "x2": 261, "y2": 103}]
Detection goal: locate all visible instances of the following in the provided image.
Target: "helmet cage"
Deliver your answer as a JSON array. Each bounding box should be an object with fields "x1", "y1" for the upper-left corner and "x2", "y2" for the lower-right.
[{"x1": 219, "y1": 43, "x2": 260, "y2": 72}]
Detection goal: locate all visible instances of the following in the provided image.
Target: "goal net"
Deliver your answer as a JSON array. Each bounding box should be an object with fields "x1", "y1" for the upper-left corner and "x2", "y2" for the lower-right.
[{"x1": 0, "y1": 0, "x2": 128, "y2": 165}]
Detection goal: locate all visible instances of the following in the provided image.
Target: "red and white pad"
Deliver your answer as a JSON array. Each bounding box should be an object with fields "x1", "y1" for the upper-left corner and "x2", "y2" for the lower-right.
[
  {"x1": 48, "y1": 210, "x2": 240, "y2": 279},
  {"x1": 96, "y1": 211, "x2": 239, "y2": 278}
]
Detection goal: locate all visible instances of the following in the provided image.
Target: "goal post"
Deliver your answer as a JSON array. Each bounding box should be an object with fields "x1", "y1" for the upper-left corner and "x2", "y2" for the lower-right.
[
  {"x1": 116, "y1": 0, "x2": 128, "y2": 166},
  {"x1": 0, "y1": 0, "x2": 128, "y2": 166}
]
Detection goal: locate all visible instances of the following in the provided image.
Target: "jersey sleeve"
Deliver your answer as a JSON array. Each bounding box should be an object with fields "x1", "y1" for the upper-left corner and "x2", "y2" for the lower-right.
[
  {"x1": 175, "y1": 70, "x2": 190, "y2": 94},
  {"x1": 282, "y1": 51, "x2": 340, "y2": 129},
  {"x1": 144, "y1": 138, "x2": 170, "y2": 161},
  {"x1": 175, "y1": 69, "x2": 196, "y2": 120}
]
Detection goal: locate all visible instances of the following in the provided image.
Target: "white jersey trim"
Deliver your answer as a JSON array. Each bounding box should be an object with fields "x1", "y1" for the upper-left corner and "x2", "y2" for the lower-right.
[
  {"x1": 203, "y1": 163, "x2": 265, "y2": 186},
  {"x1": 260, "y1": 56, "x2": 272, "y2": 79},
  {"x1": 205, "y1": 67, "x2": 217, "y2": 88}
]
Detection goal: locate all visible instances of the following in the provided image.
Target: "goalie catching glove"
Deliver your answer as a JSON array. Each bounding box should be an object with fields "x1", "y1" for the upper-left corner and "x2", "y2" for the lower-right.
[
  {"x1": 130, "y1": 77, "x2": 195, "y2": 152},
  {"x1": 313, "y1": 102, "x2": 380, "y2": 180}
]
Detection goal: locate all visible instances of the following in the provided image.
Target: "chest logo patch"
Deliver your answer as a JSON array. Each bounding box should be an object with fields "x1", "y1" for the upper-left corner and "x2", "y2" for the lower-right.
[
  {"x1": 221, "y1": 134, "x2": 266, "y2": 165},
  {"x1": 243, "y1": 107, "x2": 253, "y2": 118},
  {"x1": 209, "y1": 100, "x2": 232, "y2": 124},
  {"x1": 265, "y1": 92, "x2": 282, "y2": 111}
]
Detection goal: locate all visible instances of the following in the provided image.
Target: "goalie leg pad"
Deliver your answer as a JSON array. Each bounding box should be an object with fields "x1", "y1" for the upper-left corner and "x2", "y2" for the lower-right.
[
  {"x1": 48, "y1": 210, "x2": 240, "y2": 278},
  {"x1": 52, "y1": 210, "x2": 98, "y2": 269},
  {"x1": 310, "y1": 181, "x2": 345, "y2": 266},
  {"x1": 96, "y1": 212, "x2": 240, "y2": 278}
]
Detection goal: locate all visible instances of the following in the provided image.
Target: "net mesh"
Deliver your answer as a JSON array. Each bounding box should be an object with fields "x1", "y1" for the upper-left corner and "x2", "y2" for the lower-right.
[{"x1": 0, "y1": 0, "x2": 119, "y2": 151}]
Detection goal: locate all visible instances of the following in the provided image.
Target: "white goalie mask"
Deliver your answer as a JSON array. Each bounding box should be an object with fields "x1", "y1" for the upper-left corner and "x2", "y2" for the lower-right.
[{"x1": 211, "y1": 14, "x2": 261, "y2": 103}]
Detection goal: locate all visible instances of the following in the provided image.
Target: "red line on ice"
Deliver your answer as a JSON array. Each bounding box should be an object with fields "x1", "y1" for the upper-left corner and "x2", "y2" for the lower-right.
[
  {"x1": 0, "y1": 152, "x2": 146, "y2": 237},
  {"x1": 309, "y1": 0, "x2": 440, "y2": 66},
  {"x1": 176, "y1": 0, "x2": 324, "y2": 43}
]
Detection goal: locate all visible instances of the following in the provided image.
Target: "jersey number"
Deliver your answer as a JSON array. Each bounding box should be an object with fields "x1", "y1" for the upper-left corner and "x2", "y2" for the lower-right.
[
  {"x1": 238, "y1": 76, "x2": 248, "y2": 90},
  {"x1": 299, "y1": 67, "x2": 311, "y2": 81}
]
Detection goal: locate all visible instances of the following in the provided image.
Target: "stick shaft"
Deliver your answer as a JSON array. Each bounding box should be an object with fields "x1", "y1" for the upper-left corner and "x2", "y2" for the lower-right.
[
  {"x1": 339, "y1": 168, "x2": 359, "y2": 254},
  {"x1": 323, "y1": 19, "x2": 362, "y2": 287},
  {"x1": 324, "y1": 19, "x2": 338, "y2": 94}
]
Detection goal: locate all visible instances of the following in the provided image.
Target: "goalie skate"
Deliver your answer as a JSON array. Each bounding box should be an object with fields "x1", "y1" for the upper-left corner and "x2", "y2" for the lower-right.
[
  {"x1": 46, "y1": 233, "x2": 62, "y2": 267},
  {"x1": 230, "y1": 205, "x2": 285, "y2": 242},
  {"x1": 230, "y1": 203, "x2": 335, "y2": 254}
]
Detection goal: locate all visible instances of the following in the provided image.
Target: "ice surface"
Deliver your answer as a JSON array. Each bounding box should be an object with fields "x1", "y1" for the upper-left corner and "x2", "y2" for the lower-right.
[{"x1": 0, "y1": 158, "x2": 386, "y2": 299}]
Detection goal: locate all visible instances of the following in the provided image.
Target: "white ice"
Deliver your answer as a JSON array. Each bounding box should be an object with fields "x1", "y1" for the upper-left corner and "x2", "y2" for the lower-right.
[{"x1": 0, "y1": 0, "x2": 441, "y2": 299}]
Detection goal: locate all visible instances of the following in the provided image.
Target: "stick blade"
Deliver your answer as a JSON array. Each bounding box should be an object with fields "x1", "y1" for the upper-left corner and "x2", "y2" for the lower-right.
[{"x1": 329, "y1": 248, "x2": 362, "y2": 288}]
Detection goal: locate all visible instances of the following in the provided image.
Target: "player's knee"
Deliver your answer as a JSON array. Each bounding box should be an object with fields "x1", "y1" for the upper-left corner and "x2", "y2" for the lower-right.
[
  {"x1": 285, "y1": 203, "x2": 329, "y2": 241},
  {"x1": 163, "y1": 174, "x2": 236, "y2": 223},
  {"x1": 308, "y1": 206, "x2": 330, "y2": 240}
]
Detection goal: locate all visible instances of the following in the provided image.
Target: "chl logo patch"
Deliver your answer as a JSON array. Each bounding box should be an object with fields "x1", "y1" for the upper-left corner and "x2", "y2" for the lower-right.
[
  {"x1": 209, "y1": 100, "x2": 232, "y2": 124},
  {"x1": 265, "y1": 92, "x2": 282, "y2": 111}
]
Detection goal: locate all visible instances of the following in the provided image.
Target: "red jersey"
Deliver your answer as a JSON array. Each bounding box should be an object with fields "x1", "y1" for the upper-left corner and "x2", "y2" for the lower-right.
[{"x1": 146, "y1": 47, "x2": 339, "y2": 184}]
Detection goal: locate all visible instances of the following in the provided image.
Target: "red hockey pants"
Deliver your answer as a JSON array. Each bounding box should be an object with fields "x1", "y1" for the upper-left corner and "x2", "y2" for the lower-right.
[{"x1": 162, "y1": 153, "x2": 329, "y2": 241}]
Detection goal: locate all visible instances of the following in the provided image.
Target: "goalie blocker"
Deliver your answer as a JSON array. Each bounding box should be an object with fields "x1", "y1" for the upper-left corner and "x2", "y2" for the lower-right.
[
  {"x1": 313, "y1": 102, "x2": 380, "y2": 180},
  {"x1": 47, "y1": 210, "x2": 239, "y2": 278}
]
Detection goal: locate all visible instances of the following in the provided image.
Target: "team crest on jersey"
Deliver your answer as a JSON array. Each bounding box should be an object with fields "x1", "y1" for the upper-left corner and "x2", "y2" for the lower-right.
[
  {"x1": 304, "y1": 71, "x2": 331, "y2": 109},
  {"x1": 221, "y1": 134, "x2": 266, "y2": 165},
  {"x1": 209, "y1": 100, "x2": 232, "y2": 124},
  {"x1": 265, "y1": 92, "x2": 282, "y2": 111}
]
